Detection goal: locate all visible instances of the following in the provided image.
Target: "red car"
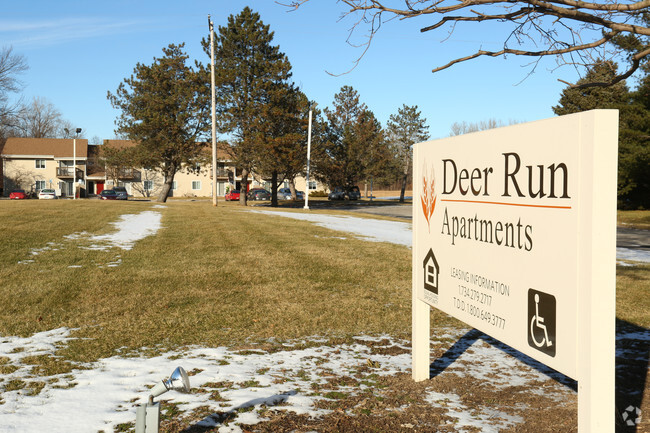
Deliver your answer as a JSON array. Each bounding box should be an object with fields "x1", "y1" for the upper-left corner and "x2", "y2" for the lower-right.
[
  {"x1": 225, "y1": 189, "x2": 240, "y2": 201},
  {"x1": 9, "y1": 190, "x2": 27, "y2": 199}
]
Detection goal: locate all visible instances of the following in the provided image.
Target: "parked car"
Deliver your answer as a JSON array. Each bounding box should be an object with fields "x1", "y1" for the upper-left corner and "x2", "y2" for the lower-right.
[
  {"x1": 113, "y1": 186, "x2": 128, "y2": 200},
  {"x1": 328, "y1": 186, "x2": 361, "y2": 200},
  {"x1": 9, "y1": 190, "x2": 27, "y2": 199},
  {"x1": 277, "y1": 188, "x2": 305, "y2": 200},
  {"x1": 346, "y1": 186, "x2": 361, "y2": 200},
  {"x1": 225, "y1": 189, "x2": 240, "y2": 201},
  {"x1": 247, "y1": 188, "x2": 271, "y2": 201},
  {"x1": 38, "y1": 189, "x2": 57, "y2": 200},
  {"x1": 99, "y1": 189, "x2": 118, "y2": 200},
  {"x1": 277, "y1": 187, "x2": 291, "y2": 200}
]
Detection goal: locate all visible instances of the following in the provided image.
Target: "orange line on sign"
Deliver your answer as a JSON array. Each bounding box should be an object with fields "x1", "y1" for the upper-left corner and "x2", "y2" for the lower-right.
[{"x1": 440, "y1": 199, "x2": 572, "y2": 209}]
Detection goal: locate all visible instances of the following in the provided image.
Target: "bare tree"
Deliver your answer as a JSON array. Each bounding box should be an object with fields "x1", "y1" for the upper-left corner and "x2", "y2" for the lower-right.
[
  {"x1": 3, "y1": 167, "x2": 39, "y2": 193},
  {"x1": 449, "y1": 118, "x2": 521, "y2": 136},
  {"x1": 14, "y1": 97, "x2": 64, "y2": 138},
  {"x1": 0, "y1": 46, "x2": 28, "y2": 140},
  {"x1": 130, "y1": 170, "x2": 162, "y2": 198},
  {"x1": 285, "y1": 0, "x2": 650, "y2": 87}
]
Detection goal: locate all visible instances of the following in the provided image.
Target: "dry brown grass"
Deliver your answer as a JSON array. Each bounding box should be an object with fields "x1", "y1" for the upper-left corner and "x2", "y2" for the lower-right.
[
  {"x1": 0, "y1": 199, "x2": 647, "y2": 432},
  {"x1": 0, "y1": 200, "x2": 457, "y2": 366},
  {"x1": 618, "y1": 210, "x2": 650, "y2": 229},
  {"x1": 0, "y1": 200, "x2": 646, "y2": 365}
]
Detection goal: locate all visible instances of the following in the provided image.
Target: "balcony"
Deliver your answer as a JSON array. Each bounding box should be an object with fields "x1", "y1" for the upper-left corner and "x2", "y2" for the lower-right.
[
  {"x1": 116, "y1": 168, "x2": 141, "y2": 180},
  {"x1": 57, "y1": 167, "x2": 84, "y2": 179},
  {"x1": 209, "y1": 168, "x2": 231, "y2": 179}
]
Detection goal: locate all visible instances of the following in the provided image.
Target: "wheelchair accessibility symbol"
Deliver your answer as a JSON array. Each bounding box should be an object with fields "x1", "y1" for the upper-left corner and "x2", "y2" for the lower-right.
[{"x1": 527, "y1": 289, "x2": 556, "y2": 357}]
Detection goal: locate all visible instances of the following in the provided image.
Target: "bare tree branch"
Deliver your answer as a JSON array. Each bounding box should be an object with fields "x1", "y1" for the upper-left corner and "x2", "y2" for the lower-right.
[{"x1": 282, "y1": 0, "x2": 650, "y2": 87}]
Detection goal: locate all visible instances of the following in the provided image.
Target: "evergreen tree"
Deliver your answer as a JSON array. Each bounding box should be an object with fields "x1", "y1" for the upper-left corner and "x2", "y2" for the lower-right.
[
  {"x1": 317, "y1": 86, "x2": 385, "y2": 189},
  {"x1": 620, "y1": 74, "x2": 650, "y2": 209},
  {"x1": 387, "y1": 104, "x2": 430, "y2": 203},
  {"x1": 206, "y1": 7, "x2": 293, "y2": 205},
  {"x1": 107, "y1": 44, "x2": 208, "y2": 203},
  {"x1": 553, "y1": 61, "x2": 650, "y2": 208},
  {"x1": 553, "y1": 61, "x2": 630, "y2": 115},
  {"x1": 252, "y1": 86, "x2": 311, "y2": 206},
  {"x1": 357, "y1": 109, "x2": 395, "y2": 195}
]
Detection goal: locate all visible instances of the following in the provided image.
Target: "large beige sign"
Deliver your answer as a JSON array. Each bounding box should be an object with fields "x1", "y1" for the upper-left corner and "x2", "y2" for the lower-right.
[{"x1": 412, "y1": 110, "x2": 618, "y2": 432}]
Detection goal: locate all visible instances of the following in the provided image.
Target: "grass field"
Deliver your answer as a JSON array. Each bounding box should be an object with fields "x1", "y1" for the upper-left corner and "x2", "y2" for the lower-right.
[
  {"x1": 0, "y1": 200, "x2": 435, "y2": 364},
  {"x1": 619, "y1": 210, "x2": 650, "y2": 230},
  {"x1": 0, "y1": 200, "x2": 648, "y2": 432}
]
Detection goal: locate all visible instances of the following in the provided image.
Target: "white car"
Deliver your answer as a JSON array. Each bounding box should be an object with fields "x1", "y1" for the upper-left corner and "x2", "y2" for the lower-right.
[{"x1": 38, "y1": 189, "x2": 57, "y2": 199}]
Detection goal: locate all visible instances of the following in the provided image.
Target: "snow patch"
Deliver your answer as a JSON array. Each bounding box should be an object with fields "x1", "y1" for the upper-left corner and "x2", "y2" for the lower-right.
[
  {"x1": 17, "y1": 211, "x2": 162, "y2": 268},
  {"x1": 252, "y1": 210, "x2": 412, "y2": 247}
]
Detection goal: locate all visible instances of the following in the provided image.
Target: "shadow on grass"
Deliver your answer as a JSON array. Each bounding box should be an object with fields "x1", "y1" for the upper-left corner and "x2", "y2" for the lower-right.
[
  {"x1": 180, "y1": 390, "x2": 297, "y2": 432},
  {"x1": 616, "y1": 319, "x2": 649, "y2": 432},
  {"x1": 430, "y1": 320, "x2": 649, "y2": 432}
]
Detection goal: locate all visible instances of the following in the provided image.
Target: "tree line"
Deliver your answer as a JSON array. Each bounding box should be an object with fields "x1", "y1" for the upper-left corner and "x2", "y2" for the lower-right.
[
  {"x1": 2, "y1": 4, "x2": 647, "y2": 208},
  {"x1": 107, "y1": 7, "x2": 429, "y2": 204}
]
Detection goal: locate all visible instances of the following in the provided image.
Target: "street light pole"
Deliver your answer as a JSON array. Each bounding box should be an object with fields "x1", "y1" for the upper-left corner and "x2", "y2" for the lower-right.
[
  {"x1": 303, "y1": 109, "x2": 313, "y2": 210},
  {"x1": 73, "y1": 128, "x2": 81, "y2": 200},
  {"x1": 209, "y1": 14, "x2": 218, "y2": 207}
]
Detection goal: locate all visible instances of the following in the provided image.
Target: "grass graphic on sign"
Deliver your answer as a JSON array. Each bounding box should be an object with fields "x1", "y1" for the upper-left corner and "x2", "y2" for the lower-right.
[{"x1": 421, "y1": 163, "x2": 437, "y2": 233}]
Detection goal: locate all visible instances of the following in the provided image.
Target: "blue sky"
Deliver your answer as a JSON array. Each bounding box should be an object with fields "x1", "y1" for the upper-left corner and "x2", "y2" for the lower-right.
[{"x1": 3, "y1": 0, "x2": 585, "y2": 142}]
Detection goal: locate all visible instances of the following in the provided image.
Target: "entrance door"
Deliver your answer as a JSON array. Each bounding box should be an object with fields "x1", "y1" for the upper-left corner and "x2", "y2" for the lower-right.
[{"x1": 96, "y1": 181, "x2": 105, "y2": 194}]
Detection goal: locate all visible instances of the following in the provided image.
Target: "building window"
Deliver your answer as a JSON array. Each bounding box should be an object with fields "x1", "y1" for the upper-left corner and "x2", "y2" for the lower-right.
[
  {"x1": 308, "y1": 181, "x2": 317, "y2": 190},
  {"x1": 35, "y1": 159, "x2": 46, "y2": 169},
  {"x1": 192, "y1": 181, "x2": 201, "y2": 190},
  {"x1": 171, "y1": 181, "x2": 177, "y2": 190},
  {"x1": 35, "y1": 180, "x2": 46, "y2": 190},
  {"x1": 144, "y1": 180, "x2": 153, "y2": 191}
]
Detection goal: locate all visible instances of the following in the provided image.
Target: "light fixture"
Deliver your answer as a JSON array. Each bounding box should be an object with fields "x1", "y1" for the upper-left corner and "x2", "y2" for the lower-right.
[{"x1": 135, "y1": 366, "x2": 191, "y2": 433}]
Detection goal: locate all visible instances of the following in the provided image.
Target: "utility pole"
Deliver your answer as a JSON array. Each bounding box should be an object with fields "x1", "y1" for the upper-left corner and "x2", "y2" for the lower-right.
[
  {"x1": 303, "y1": 109, "x2": 313, "y2": 210},
  {"x1": 73, "y1": 128, "x2": 81, "y2": 199},
  {"x1": 209, "y1": 14, "x2": 218, "y2": 207}
]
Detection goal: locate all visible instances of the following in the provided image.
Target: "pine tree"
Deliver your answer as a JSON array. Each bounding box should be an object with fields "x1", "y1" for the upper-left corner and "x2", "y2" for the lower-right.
[
  {"x1": 387, "y1": 105, "x2": 430, "y2": 203},
  {"x1": 252, "y1": 86, "x2": 311, "y2": 206},
  {"x1": 317, "y1": 86, "x2": 385, "y2": 189},
  {"x1": 553, "y1": 61, "x2": 650, "y2": 208},
  {"x1": 107, "y1": 44, "x2": 208, "y2": 203},
  {"x1": 206, "y1": 7, "x2": 293, "y2": 205},
  {"x1": 553, "y1": 61, "x2": 630, "y2": 116}
]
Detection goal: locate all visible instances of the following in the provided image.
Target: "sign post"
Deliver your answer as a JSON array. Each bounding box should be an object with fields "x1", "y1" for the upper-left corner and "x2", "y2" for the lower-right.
[{"x1": 412, "y1": 110, "x2": 618, "y2": 432}]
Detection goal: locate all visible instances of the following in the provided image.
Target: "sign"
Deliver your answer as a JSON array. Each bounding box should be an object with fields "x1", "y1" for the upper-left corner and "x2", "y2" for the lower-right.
[{"x1": 412, "y1": 110, "x2": 618, "y2": 432}]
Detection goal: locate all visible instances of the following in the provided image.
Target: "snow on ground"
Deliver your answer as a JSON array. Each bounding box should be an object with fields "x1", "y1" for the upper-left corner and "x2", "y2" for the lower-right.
[
  {"x1": 251, "y1": 210, "x2": 412, "y2": 247},
  {"x1": 616, "y1": 247, "x2": 650, "y2": 264},
  {"x1": 254, "y1": 209, "x2": 650, "y2": 264},
  {"x1": 2, "y1": 207, "x2": 648, "y2": 432},
  {"x1": 83, "y1": 211, "x2": 162, "y2": 251},
  {"x1": 0, "y1": 328, "x2": 579, "y2": 433},
  {"x1": 17, "y1": 210, "x2": 163, "y2": 268}
]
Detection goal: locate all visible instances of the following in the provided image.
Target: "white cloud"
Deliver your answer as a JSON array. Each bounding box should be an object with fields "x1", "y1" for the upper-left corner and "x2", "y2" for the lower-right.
[{"x1": 0, "y1": 18, "x2": 143, "y2": 48}]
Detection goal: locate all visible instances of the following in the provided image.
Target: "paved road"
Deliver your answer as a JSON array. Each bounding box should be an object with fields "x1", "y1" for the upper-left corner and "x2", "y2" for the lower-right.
[
  {"x1": 617, "y1": 227, "x2": 650, "y2": 250},
  {"x1": 346, "y1": 204, "x2": 650, "y2": 250}
]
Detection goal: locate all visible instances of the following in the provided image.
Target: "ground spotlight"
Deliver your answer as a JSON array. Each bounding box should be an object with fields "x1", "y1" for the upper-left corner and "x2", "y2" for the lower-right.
[{"x1": 135, "y1": 366, "x2": 191, "y2": 433}]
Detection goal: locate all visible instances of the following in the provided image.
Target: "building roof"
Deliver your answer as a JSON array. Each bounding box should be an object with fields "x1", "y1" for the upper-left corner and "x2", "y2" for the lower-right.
[
  {"x1": 1, "y1": 137, "x2": 88, "y2": 158},
  {"x1": 103, "y1": 138, "x2": 237, "y2": 161},
  {"x1": 102, "y1": 139, "x2": 137, "y2": 150}
]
